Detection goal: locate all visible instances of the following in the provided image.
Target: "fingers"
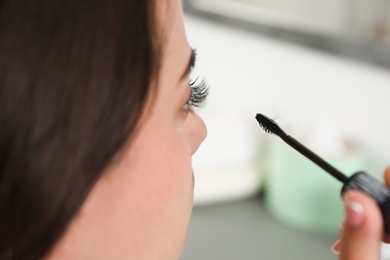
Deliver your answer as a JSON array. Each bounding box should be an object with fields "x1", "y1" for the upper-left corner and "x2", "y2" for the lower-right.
[
  {"x1": 337, "y1": 191, "x2": 383, "y2": 260},
  {"x1": 384, "y1": 166, "x2": 390, "y2": 186},
  {"x1": 382, "y1": 166, "x2": 390, "y2": 243},
  {"x1": 333, "y1": 167, "x2": 390, "y2": 256}
]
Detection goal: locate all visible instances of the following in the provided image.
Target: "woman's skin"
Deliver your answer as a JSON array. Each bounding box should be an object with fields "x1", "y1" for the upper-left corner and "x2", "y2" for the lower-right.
[{"x1": 47, "y1": 0, "x2": 206, "y2": 259}]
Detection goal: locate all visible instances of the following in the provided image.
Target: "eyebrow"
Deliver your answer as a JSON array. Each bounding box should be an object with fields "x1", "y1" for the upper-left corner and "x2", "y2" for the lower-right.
[{"x1": 180, "y1": 47, "x2": 197, "y2": 81}]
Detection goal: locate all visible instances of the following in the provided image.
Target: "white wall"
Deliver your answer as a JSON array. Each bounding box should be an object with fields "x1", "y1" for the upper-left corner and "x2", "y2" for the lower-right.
[{"x1": 184, "y1": 14, "x2": 390, "y2": 205}]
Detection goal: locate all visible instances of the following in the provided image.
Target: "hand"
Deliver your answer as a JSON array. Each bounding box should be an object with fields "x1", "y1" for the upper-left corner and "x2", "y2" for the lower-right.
[{"x1": 332, "y1": 167, "x2": 390, "y2": 259}]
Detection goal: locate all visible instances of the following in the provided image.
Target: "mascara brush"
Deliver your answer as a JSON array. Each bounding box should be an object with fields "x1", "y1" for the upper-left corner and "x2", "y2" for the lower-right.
[{"x1": 255, "y1": 113, "x2": 390, "y2": 235}]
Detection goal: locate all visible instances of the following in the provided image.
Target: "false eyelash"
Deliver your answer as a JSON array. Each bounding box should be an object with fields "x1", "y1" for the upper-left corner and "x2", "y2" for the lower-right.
[{"x1": 187, "y1": 77, "x2": 209, "y2": 107}]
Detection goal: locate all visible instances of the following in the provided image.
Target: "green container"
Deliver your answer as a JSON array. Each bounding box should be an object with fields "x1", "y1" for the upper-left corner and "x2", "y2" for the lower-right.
[{"x1": 265, "y1": 140, "x2": 366, "y2": 235}]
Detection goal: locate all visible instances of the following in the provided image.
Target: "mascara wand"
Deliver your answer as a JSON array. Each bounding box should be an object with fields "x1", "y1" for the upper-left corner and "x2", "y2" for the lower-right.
[{"x1": 255, "y1": 113, "x2": 390, "y2": 235}]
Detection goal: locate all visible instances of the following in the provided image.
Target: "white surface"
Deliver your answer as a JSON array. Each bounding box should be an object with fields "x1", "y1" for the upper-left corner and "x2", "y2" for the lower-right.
[
  {"x1": 185, "y1": 13, "x2": 390, "y2": 174},
  {"x1": 303, "y1": 119, "x2": 354, "y2": 157},
  {"x1": 382, "y1": 243, "x2": 390, "y2": 259}
]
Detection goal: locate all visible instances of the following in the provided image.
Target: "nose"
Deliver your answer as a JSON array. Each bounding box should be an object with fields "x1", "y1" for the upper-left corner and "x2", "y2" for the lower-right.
[{"x1": 185, "y1": 108, "x2": 207, "y2": 155}]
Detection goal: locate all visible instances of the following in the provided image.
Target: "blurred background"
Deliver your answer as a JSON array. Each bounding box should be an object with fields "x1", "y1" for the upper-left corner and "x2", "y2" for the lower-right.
[{"x1": 180, "y1": 0, "x2": 390, "y2": 259}]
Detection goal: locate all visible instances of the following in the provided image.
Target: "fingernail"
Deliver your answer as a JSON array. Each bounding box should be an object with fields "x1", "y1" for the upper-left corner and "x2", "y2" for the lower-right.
[
  {"x1": 345, "y1": 201, "x2": 364, "y2": 228},
  {"x1": 331, "y1": 239, "x2": 341, "y2": 255}
]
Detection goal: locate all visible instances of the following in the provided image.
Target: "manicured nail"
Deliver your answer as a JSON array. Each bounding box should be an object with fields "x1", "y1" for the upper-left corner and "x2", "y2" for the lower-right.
[
  {"x1": 331, "y1": 239, "x2": 341, "y2": 255},
  {"x1": 345, "y1": 201, "x2": 364, "y2": 228}
]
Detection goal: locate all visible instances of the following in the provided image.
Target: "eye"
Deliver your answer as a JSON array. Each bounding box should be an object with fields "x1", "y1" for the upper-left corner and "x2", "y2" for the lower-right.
[{"x1": 185, "y1": 76, "x2": 209, "y2": 108}]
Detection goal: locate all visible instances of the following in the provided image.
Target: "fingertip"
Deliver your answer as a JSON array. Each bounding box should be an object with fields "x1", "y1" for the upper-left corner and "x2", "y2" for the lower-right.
[
  {"x1": 383, "y1": 235, "x2": 390, "y2": 244},
  {"x1": 331, "y1": 239, "x2": 341, "y2": 255},
  {"x1": 384, "y1": 166, "x2": 390, "y2": 186}
]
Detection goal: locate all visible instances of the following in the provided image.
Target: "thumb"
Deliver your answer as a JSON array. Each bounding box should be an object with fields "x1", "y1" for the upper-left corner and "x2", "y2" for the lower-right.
[{"x1": 338, "y1": 191, "x2": 383, "y2": 260}]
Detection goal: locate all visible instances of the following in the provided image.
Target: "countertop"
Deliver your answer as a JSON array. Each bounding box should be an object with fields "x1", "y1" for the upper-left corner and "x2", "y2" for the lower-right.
[{"x1": 181, "y1": 195, "x2": 338, "y2": 260}]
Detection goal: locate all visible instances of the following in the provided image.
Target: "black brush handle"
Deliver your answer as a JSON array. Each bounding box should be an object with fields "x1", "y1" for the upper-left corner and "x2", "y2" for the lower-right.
[
  {"x1": 342, "y1": 172, "x2": 390, "y2": 235},
  {"x1": 282, "y1": 135, "x2": 349, "y2": 183}
]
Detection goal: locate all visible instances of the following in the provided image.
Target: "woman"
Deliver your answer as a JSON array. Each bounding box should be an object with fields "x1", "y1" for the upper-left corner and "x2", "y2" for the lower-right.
[
  {"x1": 1, "y1": 0, "x2": 206, "y2": 258},
  {"x1": 0, "y1": 0, "x2": 387, "y2": 259}
]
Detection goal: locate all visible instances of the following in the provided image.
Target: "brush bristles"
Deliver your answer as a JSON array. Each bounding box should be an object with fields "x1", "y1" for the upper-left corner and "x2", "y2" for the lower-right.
[{"x1": 255, "y1": 113, "x2": 286, "y2": 137}]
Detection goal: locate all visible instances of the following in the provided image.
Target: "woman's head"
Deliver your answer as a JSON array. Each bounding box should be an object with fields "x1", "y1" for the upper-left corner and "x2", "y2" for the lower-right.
[{"x1": 0, "y1": 0, "x2": 206, "y2": 258}]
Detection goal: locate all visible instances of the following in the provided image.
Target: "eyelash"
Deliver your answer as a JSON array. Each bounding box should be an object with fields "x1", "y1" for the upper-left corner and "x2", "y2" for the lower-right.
[{"x1": 186, "y1": 76, "x2": 209, "y2": 108}]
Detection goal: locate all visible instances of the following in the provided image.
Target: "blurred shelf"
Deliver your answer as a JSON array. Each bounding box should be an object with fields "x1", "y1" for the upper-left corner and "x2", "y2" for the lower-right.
[{"x1": 182, "y1": 0, "x2": 390, "y2": 70}]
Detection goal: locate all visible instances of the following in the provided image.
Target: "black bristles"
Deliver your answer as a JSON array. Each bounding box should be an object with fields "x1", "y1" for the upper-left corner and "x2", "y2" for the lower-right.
[{"x1": 255, "y1": 113, "x2": 286, "y2": 138}]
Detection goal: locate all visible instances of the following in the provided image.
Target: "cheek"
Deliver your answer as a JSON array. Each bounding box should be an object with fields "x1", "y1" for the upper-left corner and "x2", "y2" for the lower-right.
[
  {"x1": 144, "y1": 137, "x2": 194, "y2": 243},
  {"x1": 120, "y1": 129, "x2": 195, "y2": 230},
  {"x1": 154, "y1": 143, "x2": 193, "y2": 198},
  {"x1": 130, "y1": 123, "x2": 195, "y2": 203}
]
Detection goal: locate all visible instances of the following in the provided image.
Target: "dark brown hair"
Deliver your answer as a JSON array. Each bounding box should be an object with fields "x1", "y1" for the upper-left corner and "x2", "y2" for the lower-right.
[{"x1": 0, "y1": 0, "x2": 161, "y2": 259}]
